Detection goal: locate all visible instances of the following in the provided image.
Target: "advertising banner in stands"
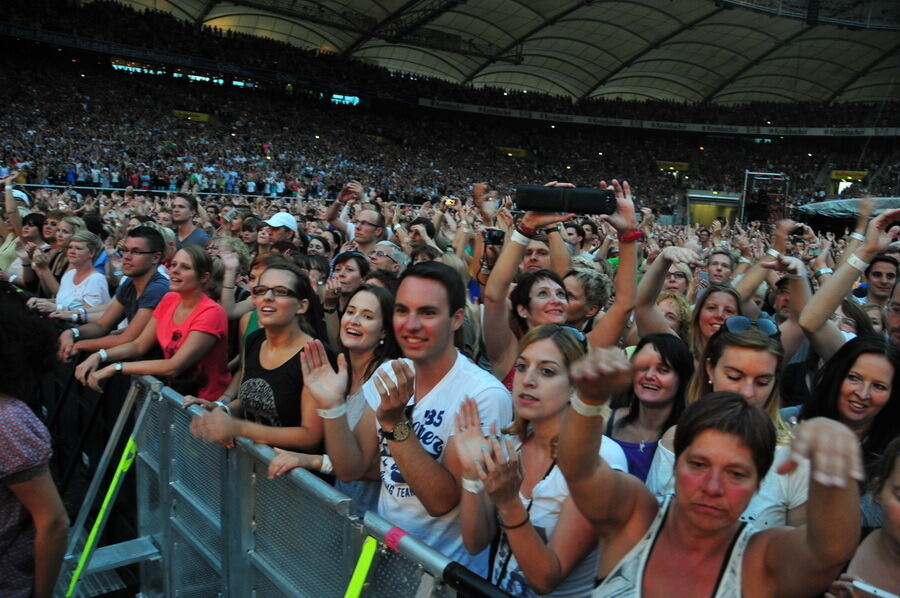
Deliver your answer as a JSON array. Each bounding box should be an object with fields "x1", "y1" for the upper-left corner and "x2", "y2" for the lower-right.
[
  {"x1": 830, "y1": 170, "x2": 868, "y2": 180},
  {"x1": 419, "y1": 99, "x2": 900, "y2": 137}
]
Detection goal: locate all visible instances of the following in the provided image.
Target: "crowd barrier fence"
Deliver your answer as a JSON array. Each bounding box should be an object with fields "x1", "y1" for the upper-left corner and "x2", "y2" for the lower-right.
[{"x1": 54, "y1": 375, "x2": 508, "y2": 598}]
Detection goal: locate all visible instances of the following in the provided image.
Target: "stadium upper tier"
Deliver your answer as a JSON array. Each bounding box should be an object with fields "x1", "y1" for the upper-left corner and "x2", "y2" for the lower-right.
[
  {"x1": 2, "y1": 0, "x2": 898, "y2": 128},
  {"x1": 2, "y1": 42, "x2": 897, "y2": 205}
]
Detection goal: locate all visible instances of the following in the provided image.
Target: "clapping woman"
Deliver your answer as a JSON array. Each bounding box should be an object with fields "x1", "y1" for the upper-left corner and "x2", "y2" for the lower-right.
[{"x1": 457, "y1": 325, "x2": 626, "y2": 597}]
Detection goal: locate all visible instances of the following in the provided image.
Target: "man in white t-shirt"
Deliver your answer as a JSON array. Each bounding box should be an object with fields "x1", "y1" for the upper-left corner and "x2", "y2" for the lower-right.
[{"x1": 303, "y1": 262, "x2": 511, "y2": 575}]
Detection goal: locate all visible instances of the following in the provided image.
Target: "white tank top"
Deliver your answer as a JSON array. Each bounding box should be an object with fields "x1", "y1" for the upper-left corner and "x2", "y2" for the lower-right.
[{"x1": 594, "y1": 497, "x2": 756, "y2": 598}]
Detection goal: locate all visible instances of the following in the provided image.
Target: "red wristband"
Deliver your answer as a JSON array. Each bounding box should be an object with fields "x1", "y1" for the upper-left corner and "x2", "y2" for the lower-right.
[
  {"x1": 517, "y1": 223, "x2": 537, "y2": 237},
  {"x1": 617, "y1": 231, "x2": 644, "y2": 243}
]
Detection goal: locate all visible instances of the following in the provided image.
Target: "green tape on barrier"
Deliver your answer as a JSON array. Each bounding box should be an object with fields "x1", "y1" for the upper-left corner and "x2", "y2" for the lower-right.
[
  {"x1": 344, "y1": 535, "x2": 378, "y2": 598},
  {"x1": 66, "y1": 436, "x2": 138, "y2": 597}
]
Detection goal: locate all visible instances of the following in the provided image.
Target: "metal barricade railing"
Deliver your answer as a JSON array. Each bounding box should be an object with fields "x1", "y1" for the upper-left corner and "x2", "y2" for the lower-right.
[{"x1": 57, "y1": 376, "x2": 509, "y2": 598}]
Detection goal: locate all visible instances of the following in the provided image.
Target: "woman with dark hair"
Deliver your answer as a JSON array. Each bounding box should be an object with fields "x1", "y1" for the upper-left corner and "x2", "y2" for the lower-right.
[
  {"x1": 483, "y1": 180, "x2": 638, "y2": 388},
  {"x1": 606, "y1": 333, "x2": 693, "y2": 481},
  {"x1": 307, "y1": 235, "x2": 333, "y2": 260},
  {"x1": 560, "y1": 355, "x2": 864, "y2": 598},
  {"x1": 0, "y1": 294, "x2": 69, "y2": 598},
  {"x1": 456, "y1": 324, "x2": 627, "y2": 597},
  {"x1": 76, "y1": 245, "x2": 231, "y2": 400},
  {"x1": 322, "y1": 251, "x2": 370, "y2": 349},
  {"x1": 187, "y1": 262, "x2": 329, "y2": 450},
  {"x1": 268, "y1": 284, "x2": 401, "y2": 513},
  {"x1": 801, "y1": 335, "x2": 900, "y2": 485},
  {"x1": 648, "y1": 319, "x2": 808, "y2": 529}
]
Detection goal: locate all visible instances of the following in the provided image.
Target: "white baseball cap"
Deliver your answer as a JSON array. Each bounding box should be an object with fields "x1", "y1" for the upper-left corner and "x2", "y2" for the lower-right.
[{"x1": 263, "y1": 212, "x2": 298, "y2": 233}]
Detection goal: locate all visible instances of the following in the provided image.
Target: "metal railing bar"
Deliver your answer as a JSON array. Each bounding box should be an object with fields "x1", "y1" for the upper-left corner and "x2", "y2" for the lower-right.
[{"x1": 168, "y1": 518, "x2": 224, "y2": 576}]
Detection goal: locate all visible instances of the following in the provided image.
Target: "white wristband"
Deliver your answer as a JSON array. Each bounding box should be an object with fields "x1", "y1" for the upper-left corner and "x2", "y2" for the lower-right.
[
  {"x1": 738, "y1": 257, "x2": 751, "y2": 264},
  {"x1": 8, "y1": 274, "x2": 16, "y2": 284},
  {"x1": 316, "y1": 403, "x2": 347, "y2": 419},
  {"x1": 462, "y1": 477, "x2": 485, "y2": 494},
  {"x1": 765, "y1": 248, "x2": 781, "y2": 259},
  {"x1": 850, "y1": 232, "x2": 866, "y2": 242},
  {"x1": 815, "y1": 268, "x2": 833, "y2": 276},
  {"x1": 570, "y1": 394, "x2": 607, "y2": 417},
  {"x1": 847, "y1": 253, "x2": 869, "y2": 272},
  {"x1": 97, "y1": 349, "x2": 109, "y2": 363},
  {"x1": 510, "y1": 230, "x2": 531, "y2": 246},
  {"x1": 319, "y1": 455, "x2": 334, "y2": 475}
]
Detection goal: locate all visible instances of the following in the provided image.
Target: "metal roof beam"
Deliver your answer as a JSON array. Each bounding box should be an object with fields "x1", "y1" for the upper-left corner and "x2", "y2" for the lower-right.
[
  {"x1": 462, "y1": 2, "x2": 588, "y2": 85},
  {"x1": 702, "y1": 24, "x2": 814, "y2": 103},
  {"x1": 196, "y1": 0, "x2": 218, "y2": 25},
  {"x1": 826, "y1": 40, "x2": 900, "y2": 103},
  {"x1": 577, "y1": 6, "x2": 724, "y2": 101}
]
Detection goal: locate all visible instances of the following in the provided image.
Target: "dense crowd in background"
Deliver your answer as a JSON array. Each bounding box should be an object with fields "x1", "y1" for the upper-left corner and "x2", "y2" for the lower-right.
[
  {"x1": 1, "y1": 4, "x2": 900, "y2": 597},
  {"x1": 4, "y1": 0, "x2": 899, "y2": 129}
]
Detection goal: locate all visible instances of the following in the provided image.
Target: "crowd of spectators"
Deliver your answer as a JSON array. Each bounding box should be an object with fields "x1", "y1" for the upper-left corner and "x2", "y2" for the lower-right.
[{"x1": 4, "y1": 0, "x2": 899, "y2": 128}]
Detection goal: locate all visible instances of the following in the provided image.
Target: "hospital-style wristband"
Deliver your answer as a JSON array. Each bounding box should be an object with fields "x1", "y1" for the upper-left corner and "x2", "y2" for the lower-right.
[
  {"x1": 849, "y1": 232, "x2": 866, "y2": 242},
  {"x1": 462, "y1": 478, "x2": 485, "y2": 494},
  {"x1": 510, "y1": 230, "x2": 531, "y2": 246},
  {"x1": 570, "y1": 394, "x2": 607, "y2": 417},
  {"x1": 846, "y1": 253, "x2": 869, "y2": 273},
  {"x1": 316, "y1": 404, "x2": 347, "y2": 419}
]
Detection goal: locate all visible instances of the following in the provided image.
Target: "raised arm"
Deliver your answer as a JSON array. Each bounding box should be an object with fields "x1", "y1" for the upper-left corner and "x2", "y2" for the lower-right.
[
  {"x1": 635, "y1": 246, "x2": 700, "y2": 338},
  {"x1": 324, "y1": 181, "x2": 363, "y2": 236},
  {"x1": 3, "y1": 172, "x2": 23, "y2": 239},
  {"x1": 799, "y1": 208, "x2": 900, "y2": 359},
  {"x1": 759, "y1": 418, "x2": 861, "y2": 597},
  {"x1": 587, "y1": 179, "x2": 638, "y2": 347},
  {"x1": 482, "y1": 208, "x2": 572, "y2": 378},
  {"x1": 558, "y1": 346, "x2": 657, "y2": 538},
  {"x1": 546, "y1": 223, "x2": 571, "y2": 276},
  {"x1": 301, "y1": 340, "x2": 379, "y2": 481}
]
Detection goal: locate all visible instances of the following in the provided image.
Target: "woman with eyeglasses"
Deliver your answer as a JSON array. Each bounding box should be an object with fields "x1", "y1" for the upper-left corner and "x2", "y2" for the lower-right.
[
  {"x1": 76, "y1": 245, "x2": 231, "y2": 400},
  {"x1": 483, "y1": 180, "x2": 638, "y2": 388},
  {"x1": 267, "y1": 284, "x2": 401, "y2": 514},
  {"x1": 456, "y1": 324, "x2": 627, "y2": 597},
  {"x1": 646, "y1": 317, "x2": 808, "y2": 529},
  {"x1": 187, "y1": 262, "x2": 329, "y2": 451}
]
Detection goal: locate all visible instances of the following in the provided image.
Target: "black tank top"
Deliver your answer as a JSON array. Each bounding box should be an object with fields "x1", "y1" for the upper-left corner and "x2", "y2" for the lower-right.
[{"x1": 240, "y1": 328, "x2": 305, "y2": 429}]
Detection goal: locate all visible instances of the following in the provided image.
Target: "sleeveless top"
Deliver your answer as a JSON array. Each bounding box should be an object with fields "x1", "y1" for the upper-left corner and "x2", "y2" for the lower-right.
[
  {"x1": 605, "y1": 410, "x2": 658, "y2": 483},
  {"x1": 594, "y1": 497, "x2": 755, "y2": 598}
]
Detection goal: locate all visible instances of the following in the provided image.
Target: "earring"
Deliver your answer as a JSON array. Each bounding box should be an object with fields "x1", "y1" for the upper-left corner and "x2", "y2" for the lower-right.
[
  {"x1": 708, "y1": 379, "x2": 712, "y2": 385},
  {"x1": 379, "y1": 338, "x2": 385, "y2": 346}
]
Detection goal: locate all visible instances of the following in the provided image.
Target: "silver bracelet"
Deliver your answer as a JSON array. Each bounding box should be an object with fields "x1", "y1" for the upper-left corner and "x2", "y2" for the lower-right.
[
  {"x1": 815, "y1": 268, "x2": 833, "y2": 276},
  {"x1": 462, "y1": 477, "x2": 485, "y2": 494},
  {"x1": 214, "y1": 400, "x2": 232, "y2": 416},
  {"x1": 847, "y1": 253, "x2": 869, "y2": 272},
  {"x1": 8, "y1": 274, "x2": 16, "y2": 284},
  {"x1": 316, "y1": 403, "x2": 347, "y2": 419},
  {"x1": 70, "y1": 327, "x2": 81, "y2": 339},
  {"x1": 570, "y1": 394, "x2": 607, "y2": 417},
  {"x1": 850, "y1": 232, "x2": 866, "y2": 242},
  {"x1": 319, "y1": 454, "x2": 334, "y2": 475},
  {"x1": 97, "y1": 348, "x2": 109, "y2": 363},
  {"x1": 510, "y1": 230, "x2": 531, "y2": 247}
]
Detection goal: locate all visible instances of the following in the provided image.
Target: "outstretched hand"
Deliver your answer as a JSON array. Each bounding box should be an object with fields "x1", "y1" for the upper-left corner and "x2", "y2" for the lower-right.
[
  {"x1": 299, "y1": 339, "x2": 348, "y2": 410},
  {"x1": 599, "y1": 179, "x2": 636, "y2": 234},
  {"x1": 570, "y1": 346, "x2": 632, "y2": 405},
  {"x1": 778, "y1": 417, "x2": 863, "y2": 488}
]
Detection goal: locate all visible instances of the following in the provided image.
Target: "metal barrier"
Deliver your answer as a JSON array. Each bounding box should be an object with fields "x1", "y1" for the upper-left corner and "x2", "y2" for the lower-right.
[{"x1": 56, "y1": 376, "x2": 509, "y2": 598}]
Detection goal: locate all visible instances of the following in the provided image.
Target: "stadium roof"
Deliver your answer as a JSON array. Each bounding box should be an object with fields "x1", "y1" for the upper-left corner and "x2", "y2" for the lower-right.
[{"x1": 116, "y1": 0, "x2": 900, "y2": 105}]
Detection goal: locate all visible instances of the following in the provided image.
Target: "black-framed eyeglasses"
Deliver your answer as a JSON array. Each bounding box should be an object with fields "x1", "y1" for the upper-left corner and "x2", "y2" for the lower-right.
[
  {"x1": 354, "y1": 220, "x2": 380, "y2": 228},
  {"x1": 121, "y1": 248, "x2": 160, "y2": 256},
  {"x1": 251, "y1": 285, "x2": 298, "y2": 298},
  {"x1": 368, "y1": 250, "x2": 397, "y2": 263},
  {"x1": 722, "y1": 315, "x2": 780, "y2": 337}
]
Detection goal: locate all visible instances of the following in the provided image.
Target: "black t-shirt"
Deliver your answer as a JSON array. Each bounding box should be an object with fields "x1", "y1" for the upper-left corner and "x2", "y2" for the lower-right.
[{"x1": 240, "y1": 328, "x2": 304, "y2": 428}]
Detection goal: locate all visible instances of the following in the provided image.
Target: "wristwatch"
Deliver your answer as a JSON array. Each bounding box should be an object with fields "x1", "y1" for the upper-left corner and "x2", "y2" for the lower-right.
[{"x1": 382, "y1": 420, "x2": 412, "y2": 442}]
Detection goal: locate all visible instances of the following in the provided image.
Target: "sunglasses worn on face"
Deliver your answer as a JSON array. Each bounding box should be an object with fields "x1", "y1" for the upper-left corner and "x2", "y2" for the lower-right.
[
  {"x1": 252, "y1": 285, "x2": 298, "y2": 298},
  {"x1": 722, "y1": 315, "x2": 779, "y2": 337}
]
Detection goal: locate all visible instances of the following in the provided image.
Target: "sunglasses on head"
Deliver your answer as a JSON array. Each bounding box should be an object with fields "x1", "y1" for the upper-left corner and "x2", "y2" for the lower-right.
[
  {"x1": 722, "y1": 315, "x2": 779, "y2": 337},
  {"x1": 560, "y1": 325, "x2": 588, "y2": 347}
]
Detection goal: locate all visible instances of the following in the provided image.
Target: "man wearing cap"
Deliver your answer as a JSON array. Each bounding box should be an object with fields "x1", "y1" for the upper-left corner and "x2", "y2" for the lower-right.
[
  {"x1": 262, "y1": 212, "x2": 297, "y2": 244},
  {"x1": 368, "y1": 240, "x2": 406, "y2": 274},
  {"x1": 172, "y1": 195, "x2": 210, "y2": 249}
]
